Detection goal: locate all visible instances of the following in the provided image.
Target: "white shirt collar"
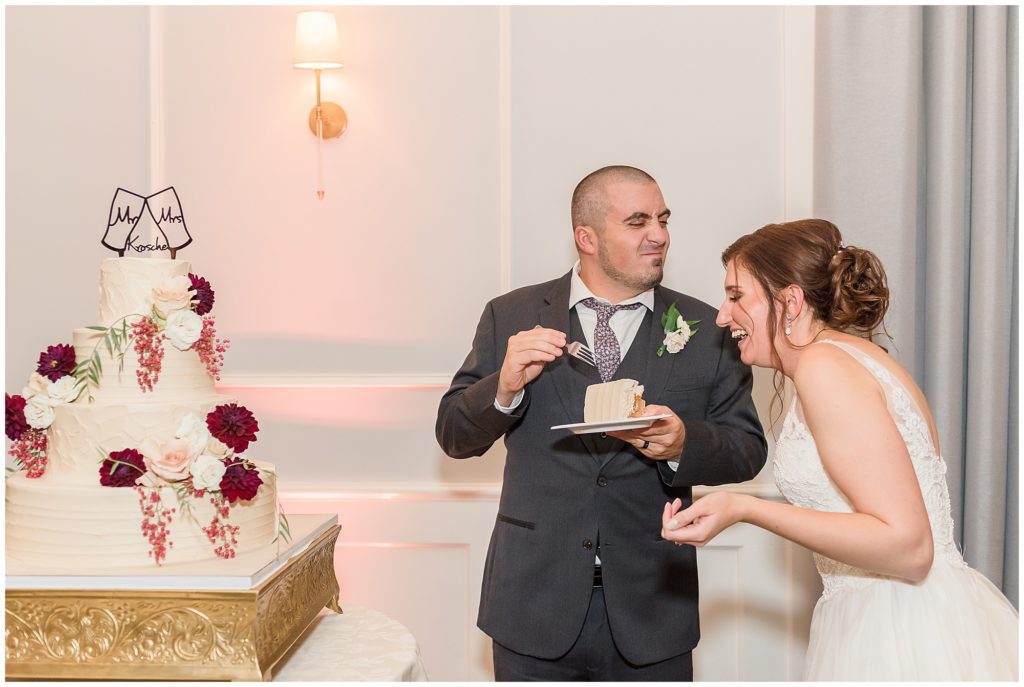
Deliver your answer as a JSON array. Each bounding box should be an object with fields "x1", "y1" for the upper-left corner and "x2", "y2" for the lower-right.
[{"x1": 568, "y1": 260, "x2": 655, "y2": 311}]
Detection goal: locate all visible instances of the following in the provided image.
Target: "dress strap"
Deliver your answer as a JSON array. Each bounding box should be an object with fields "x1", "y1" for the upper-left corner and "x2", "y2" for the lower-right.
[
  {"x1": 812, "y1": 339, "x2": 900, "y2": 396},
  {"x1": 812, "y1": 339, "x2": 938, "y2": 454}
]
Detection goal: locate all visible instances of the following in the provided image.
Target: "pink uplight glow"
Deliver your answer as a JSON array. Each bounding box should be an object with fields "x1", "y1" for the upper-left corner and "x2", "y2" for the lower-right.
[{"x1": 216, "y1": 384, "x2": 444, "y2": 429}]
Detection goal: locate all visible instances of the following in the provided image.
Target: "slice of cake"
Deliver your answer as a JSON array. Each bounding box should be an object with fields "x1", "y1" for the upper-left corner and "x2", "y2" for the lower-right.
[{"x1": 584, "y1": 379, "x2": 645, "y2": 423}]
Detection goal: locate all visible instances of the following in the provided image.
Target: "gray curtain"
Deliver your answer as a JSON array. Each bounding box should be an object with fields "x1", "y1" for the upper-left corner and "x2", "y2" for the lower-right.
[{"x1": 813, "y1": 5, "x2": 1018, "y2": 605}]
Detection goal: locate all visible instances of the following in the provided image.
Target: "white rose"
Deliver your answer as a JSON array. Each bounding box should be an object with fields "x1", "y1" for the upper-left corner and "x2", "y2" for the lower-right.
[
  {"x1": 165, "y1": 309, "x2": 203, "y2": 351},
  {"x1": 152, "y1": 275, "x2": 194, "y2": 318},
  {"x1": 176, "y1": 413, "x2": 212, "y2": 456},
  {"x1": 190, "y1": 453, "x2": 226, "y2": 491},
  {"x1": 23, "y1": 397, "x2": 55, "y2": 429},
  {"x1": 663, "y1": 324, "x2": 692, "y2": 354},
  {"x1": 21, "y1": 372, "x2": 50, "y2": 401},
  {"x1": 139, "y1": 437, "x2": 197, "y2": 483},
  {"x1": 46, "y1": 375, "x2": 81, "y2": 405},
  {"x1": 205, "y1": 436, "x2": 233, "y2": 459}
]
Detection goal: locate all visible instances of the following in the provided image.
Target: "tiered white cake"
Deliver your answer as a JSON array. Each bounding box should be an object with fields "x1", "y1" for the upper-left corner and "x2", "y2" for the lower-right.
[{"x1": 6, "y1": 258, "x2": 278, "y2": 568}]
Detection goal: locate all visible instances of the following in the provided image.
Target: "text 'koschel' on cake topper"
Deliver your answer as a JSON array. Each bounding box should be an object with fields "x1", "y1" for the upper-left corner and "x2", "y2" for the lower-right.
[{"x1": 102, "y1": 187, "x2": 192, "y2": 259}]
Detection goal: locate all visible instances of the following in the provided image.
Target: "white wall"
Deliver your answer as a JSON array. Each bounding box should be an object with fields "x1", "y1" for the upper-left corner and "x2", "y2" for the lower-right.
[
  {"x1": 5, "y1": 5, "x2": 820, "y2": 681},
  {"x1": 6, "y1": 6, "x2": 151, "y2": 370}
]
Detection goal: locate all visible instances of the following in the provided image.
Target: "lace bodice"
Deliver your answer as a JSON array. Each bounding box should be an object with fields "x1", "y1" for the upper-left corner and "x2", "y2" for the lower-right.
[{"x1": 773, "y1": 340, "x2": 966, "y2": 600}]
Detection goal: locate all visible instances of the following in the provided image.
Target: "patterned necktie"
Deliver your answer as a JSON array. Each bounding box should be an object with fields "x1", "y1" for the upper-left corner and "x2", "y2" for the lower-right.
[{"x1": 581, "y1": 297, "x2": 645, "y2": 382}]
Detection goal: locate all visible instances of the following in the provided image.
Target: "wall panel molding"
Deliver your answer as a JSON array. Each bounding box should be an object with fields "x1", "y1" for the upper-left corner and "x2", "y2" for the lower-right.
[{"x1": 219, "y1": 375, "x2": 453, "y2": 388}]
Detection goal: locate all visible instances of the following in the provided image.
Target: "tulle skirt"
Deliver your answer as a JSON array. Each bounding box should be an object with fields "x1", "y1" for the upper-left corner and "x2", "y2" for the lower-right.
[{"x1": 804, "y1": 558, "x2": 1019, "y2": 681}]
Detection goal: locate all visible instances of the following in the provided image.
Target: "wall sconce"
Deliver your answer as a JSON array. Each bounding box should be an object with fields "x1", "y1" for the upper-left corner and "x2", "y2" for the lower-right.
[{"x1": 294, "y1": 10, "x2": 347, "y2": 200}]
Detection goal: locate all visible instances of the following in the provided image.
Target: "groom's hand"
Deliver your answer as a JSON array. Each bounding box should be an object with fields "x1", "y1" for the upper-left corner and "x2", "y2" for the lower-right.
[
  {"x1": 496, "y1": 327, "x2": 567, "y2": 406},
  {"x1": 607, "y1": 404, "x2": 687, "y2": 461}
]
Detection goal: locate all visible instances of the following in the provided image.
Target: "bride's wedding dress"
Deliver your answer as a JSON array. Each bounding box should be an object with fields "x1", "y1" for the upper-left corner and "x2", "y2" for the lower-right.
[{"x1": 773, "y1": 340, "x2": 1018, "y2": 681}]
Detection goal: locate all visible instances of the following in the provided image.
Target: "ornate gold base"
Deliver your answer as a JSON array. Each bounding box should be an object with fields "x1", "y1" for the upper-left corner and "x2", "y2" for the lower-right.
[{"x1": 6, "y1": 516, "x2": 341, "y2": 681}]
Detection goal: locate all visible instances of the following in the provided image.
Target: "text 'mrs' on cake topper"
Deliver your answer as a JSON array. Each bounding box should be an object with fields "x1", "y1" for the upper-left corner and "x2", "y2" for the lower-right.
[{"x1": 103, "y1": 187, "x2": 192, "y2": 259}]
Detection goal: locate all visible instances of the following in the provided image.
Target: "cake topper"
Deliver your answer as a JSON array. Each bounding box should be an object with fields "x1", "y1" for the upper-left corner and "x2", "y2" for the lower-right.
[{"x1": 103, "y1": 187, "x2": 192, "y2": 258}]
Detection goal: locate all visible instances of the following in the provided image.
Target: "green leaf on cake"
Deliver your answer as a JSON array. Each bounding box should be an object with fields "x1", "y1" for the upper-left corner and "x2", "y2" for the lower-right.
[
  {"x1": 85, "y1": 326, "x2": 108, "y2": 332},
  {"x1": 273, "y1": 509, "x2": 292, "y2": 545},
  {"x1": 174, "y1": 483, "x2": 199, "y2": 525}
]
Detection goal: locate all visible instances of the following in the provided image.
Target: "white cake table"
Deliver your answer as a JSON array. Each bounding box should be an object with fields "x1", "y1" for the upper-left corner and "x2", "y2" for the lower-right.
[{"x1": 272, "y1": 605, "x2": 428, "y2": 681}]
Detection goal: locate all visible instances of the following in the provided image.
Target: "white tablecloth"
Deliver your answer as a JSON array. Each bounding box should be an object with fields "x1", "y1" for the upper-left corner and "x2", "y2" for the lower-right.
[{"x1": 273, "y1": 605, "x2": 428, "y2": 681}]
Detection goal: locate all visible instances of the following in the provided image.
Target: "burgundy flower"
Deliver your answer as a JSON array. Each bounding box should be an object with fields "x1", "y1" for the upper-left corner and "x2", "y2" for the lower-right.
[
  {"x1": 36, "y1": 343, "x2": 76, "y2": 382},
  {"x1": 6, "y1": 394, "x2": 29, "y2": 441},
  {"x1": 219, "y1": 459, "x2": 263, "y2": 503},
  {"x1": 189, "y1": 273, "x2": 216, "y2": 316},
  {"x1": 206, "y1": 403, "x2": 259, "y2": 453},
  {"x1": 99, "y1": 448, "x2": 147, "y2": 487}
]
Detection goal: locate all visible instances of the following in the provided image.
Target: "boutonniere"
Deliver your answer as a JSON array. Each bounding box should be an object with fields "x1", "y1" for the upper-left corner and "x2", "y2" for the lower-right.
[{"x1": 657, "y1": 303, "x2": 700, "y2": 357}]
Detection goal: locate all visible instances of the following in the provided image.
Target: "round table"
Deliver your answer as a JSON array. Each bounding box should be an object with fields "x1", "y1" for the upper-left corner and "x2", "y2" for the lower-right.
[{"x1": 272, "y1": 605, "x2": 428, "y2": 681}]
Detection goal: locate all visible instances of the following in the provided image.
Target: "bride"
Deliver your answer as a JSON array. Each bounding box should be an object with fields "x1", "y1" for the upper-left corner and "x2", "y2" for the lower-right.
[{"x1": 659, "y1": 219, "x2": 1018, "y2": 680}]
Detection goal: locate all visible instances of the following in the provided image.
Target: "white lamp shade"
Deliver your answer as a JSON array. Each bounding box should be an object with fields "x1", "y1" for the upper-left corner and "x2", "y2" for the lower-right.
[{"x1": 294, "y1": 11, "x2": 343, "y2": 69}]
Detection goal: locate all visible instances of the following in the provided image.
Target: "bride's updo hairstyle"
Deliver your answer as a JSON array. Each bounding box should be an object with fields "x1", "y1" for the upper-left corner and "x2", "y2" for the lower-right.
[{"x1": 721, "y1": 219, "x2": 890, "y2": 339}]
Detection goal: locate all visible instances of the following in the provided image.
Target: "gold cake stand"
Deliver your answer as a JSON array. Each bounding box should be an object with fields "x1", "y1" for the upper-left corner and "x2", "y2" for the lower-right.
[{"x1": 6, "y1": 513, "x2": 341, "y2": 681}]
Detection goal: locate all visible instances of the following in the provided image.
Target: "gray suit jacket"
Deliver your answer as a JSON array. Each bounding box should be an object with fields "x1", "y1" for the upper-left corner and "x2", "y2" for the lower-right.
[{"x1": 435, "y1": 272, "x2": 767, "y2": 665}]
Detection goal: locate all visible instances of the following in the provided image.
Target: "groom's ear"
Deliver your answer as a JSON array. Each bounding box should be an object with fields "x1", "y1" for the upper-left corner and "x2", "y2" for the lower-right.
[{"x1": 574, "y1": 224, "x2": 598, "y2": 255}]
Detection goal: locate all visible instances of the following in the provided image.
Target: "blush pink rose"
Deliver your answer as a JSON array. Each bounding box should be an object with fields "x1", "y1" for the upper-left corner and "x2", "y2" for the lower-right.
[{"x1": 139, "y1": 437, "x2": 196, "y2": 483}]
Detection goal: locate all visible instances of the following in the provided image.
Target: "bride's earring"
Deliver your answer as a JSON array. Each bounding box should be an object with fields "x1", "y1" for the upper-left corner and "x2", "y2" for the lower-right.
[{"x1": 785, "y1": 314, "x2": 792, "y2": 336}]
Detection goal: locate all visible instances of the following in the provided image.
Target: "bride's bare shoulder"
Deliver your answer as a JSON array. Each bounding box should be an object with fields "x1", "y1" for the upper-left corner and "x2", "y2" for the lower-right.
[{"x1": 792, "y1": 340, "x2": 885, "y2": 405}]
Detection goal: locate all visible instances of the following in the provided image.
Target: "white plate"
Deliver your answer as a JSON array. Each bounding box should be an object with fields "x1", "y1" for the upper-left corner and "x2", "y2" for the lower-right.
[{"x1": 550, "y1": 414, "x2": 672, "y2": 434}]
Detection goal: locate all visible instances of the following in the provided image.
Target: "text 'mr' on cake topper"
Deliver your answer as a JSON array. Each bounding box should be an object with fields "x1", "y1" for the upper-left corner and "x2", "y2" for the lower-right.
[{"x1": 102, "y1": 187, "x2": 192, "y2": 259}]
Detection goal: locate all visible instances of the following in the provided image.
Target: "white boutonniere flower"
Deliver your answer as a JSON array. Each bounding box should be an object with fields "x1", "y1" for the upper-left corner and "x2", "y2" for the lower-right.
[{"x1": 657, "y1": 303, "x2": 700, "y2": 357}]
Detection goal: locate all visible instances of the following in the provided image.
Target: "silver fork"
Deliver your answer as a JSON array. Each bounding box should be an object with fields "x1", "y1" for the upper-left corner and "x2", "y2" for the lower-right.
[{"x1": 566, "y1": 341, "x2": 597, "y2": 367}]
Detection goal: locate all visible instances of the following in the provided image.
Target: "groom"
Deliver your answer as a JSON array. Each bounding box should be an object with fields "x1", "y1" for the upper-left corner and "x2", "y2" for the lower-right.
[{"x1": 435, "y1": 165, "x2": 766, "y2": 680}]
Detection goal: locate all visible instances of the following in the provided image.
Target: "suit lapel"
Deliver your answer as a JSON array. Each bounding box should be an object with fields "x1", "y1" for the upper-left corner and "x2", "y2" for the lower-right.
[
  {"x1": 538, "y1": 274, "x2": 602, "y2": 461},
  {"x1": 642, "y1": 287, "x2": 678, "y2": 404}
]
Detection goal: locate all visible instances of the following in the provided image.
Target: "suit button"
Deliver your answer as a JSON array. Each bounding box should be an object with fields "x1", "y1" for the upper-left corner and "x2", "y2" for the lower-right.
[
  {"x1": 597, "y1": 476, "x2": 608, "y2": 487},
  {"x1": 582, "y1": 539, "x2": 593, "y2": 550},
  {"x1": 599, "y1": 432, "x2": 608, "y2": 439}
]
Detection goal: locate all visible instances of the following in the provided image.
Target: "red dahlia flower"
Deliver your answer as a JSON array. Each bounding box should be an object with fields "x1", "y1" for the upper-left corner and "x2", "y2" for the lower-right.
[
  {"x1": 6, "y1": 393, "x2": 29, "y2": 441},
  {"x1": 219, "y1": 459, "x2": 263, "y2": 503},
  {"x1": 206, "y1": 403, "x2": 259, "y2": 453},
  {"x1": 36, "y1": 343, "x2": 76, "y2": 382},
  {"x1": 189, "y1": 273, "x2": 216, "y2": 316},
  {"x1": 100, "y1": 448, "x2": 147, "y2": 487}
]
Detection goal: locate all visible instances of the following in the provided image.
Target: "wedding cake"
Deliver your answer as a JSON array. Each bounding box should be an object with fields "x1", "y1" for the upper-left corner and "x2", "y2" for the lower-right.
[
  {"x1": 583, "y1": 379, "x2": 646, "y2": 423},
  {"x1": 5, "y1": 257, "x2": 280, "y2": 569}
]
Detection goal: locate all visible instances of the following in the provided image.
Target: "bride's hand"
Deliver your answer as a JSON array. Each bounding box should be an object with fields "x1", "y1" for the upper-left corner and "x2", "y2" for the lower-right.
[{"x1": 661, "y1": 492, "x2": 744, "y2": 547}]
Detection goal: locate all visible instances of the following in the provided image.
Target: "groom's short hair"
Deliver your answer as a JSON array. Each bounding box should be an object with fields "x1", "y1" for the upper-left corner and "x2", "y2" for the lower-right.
[{"x1": 571, "y1": 165, "x2": 657, "y2": 231}]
